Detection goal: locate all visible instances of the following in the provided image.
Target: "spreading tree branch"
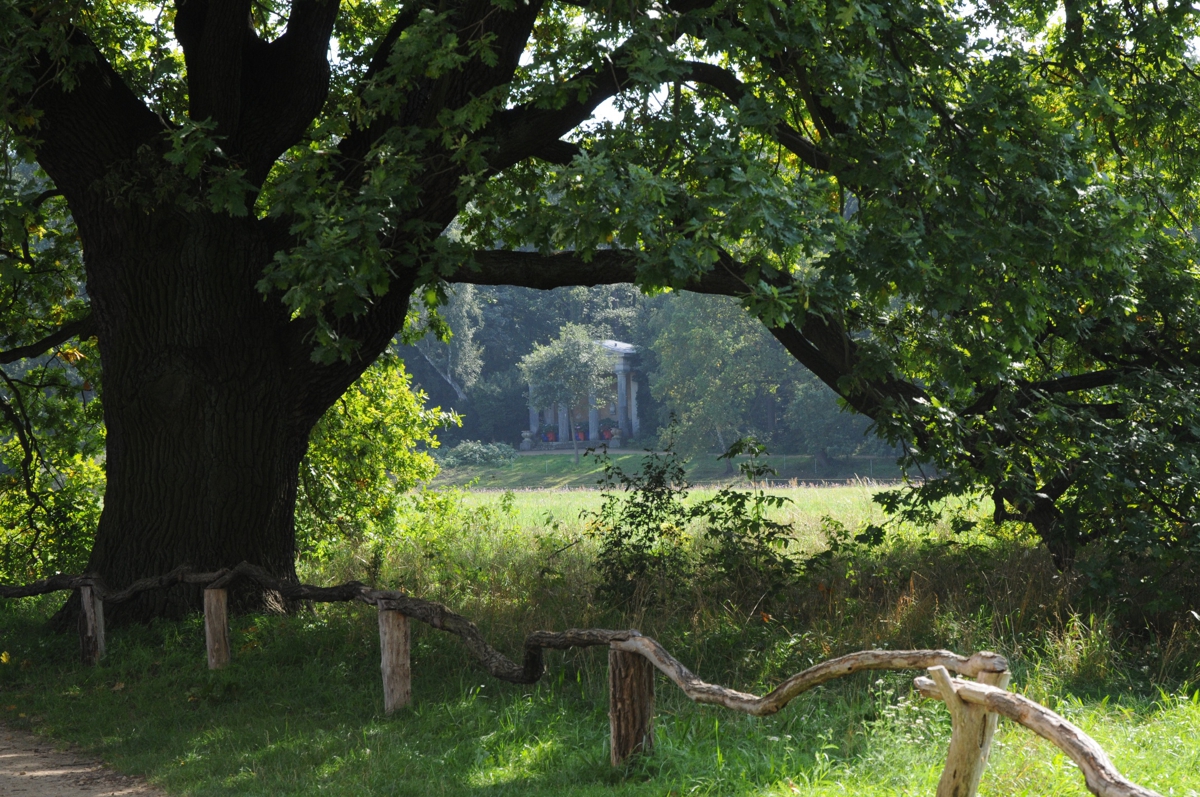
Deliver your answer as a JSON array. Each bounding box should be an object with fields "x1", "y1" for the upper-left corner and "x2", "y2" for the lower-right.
[
  {"x1": 0, "y1": 315, "x2": 95, "y2": 366},
  {"x1": 174, "y1": 0, "x2": 342, "y2": 183},
  {"x1": 680, "y1": 61, "x2": 840, "y2": 174},
  {"x1": 488, "y1": 58, "x2": 844, "y2": 175},
  {"x1": 485, "y1": 53, "x2": 633, "y2": 173},
  {"x1": 484, "y1": 0, "x2": 729, "y2": 173},
  {"x1": 454, "y1": 249, "x2": 919, "y2": 421},
  {"x1": 336, "y1": 0, "x2": 545, "y2": 186},
  {"x1": 14, "y1": 24, "x2": 165, "y2": 202}
]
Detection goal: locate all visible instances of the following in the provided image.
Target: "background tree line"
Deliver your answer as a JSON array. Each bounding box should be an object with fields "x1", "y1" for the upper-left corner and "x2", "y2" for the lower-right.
[{"x1": 399, "y1": 284, "x2": 891, "y2": 460}]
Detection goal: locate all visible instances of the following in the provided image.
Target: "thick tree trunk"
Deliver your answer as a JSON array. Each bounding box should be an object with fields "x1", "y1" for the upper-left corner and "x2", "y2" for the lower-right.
[
  {"x1": 1025, "y1": 503, "x2": 1078, "y2": 572},
  {"x1": 88, "y1": 377, "x2": 307, "y2": 620},
  {"x1": 68, "y1": 209, "x2": 339, "y2": 622},
  {"x1": 998, "y1": 489, "x2": 1080, "y2": 572}
]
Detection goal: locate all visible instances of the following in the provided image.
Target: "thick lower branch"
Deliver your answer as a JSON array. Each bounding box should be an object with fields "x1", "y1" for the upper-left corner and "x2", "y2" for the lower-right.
[
  {"x1": 456, "y1": 249, "x2": 746, "y2": 293},
  {"x1": 457, "y1": 248, "x2": 912, "y2": 417},
  {"x1": 0, "y1": 315, "x2": 95, "y2": 365}
]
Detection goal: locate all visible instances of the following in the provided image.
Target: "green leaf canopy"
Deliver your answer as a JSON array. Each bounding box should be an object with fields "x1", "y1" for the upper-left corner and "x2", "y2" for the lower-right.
[{"x1": 2, "y1": 0, "x2": 1200, "y2": 600}]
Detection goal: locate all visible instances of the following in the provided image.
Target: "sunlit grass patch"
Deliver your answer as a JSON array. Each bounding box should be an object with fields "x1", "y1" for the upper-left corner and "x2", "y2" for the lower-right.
[{"x1": 433, "y1": 451, "x2": 902, "y2": 491}]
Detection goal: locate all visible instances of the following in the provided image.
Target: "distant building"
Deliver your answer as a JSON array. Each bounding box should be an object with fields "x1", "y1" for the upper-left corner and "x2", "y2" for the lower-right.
[{"x1": 521, "y1": 340, "x2": 642, "y2": 449}]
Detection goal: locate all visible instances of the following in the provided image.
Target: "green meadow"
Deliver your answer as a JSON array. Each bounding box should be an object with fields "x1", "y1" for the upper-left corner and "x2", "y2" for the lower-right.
[
  {"x1": 1, "y1": 486, "x2": 1197, "y2": 796},
  {"x1": 433, "y1": 451, "x2": 902, "y2": 490}
]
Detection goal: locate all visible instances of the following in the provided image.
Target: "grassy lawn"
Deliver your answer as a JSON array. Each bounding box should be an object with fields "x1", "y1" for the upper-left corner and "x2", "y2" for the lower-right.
[
  {"x1": 2, "y1": 487, "x2": 1197, "y2": 796},
  {"x1": 456, "y1": 482, "x2": 892, "y2": 550},
  {"x1": 433, "y1": 451, "x2": 903, "y2": 490}
]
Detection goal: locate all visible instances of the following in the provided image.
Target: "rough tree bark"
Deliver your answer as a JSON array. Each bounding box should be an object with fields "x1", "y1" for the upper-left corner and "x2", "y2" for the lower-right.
[
  {"x1": 18, "y1": 10, "x2": 418, "y2": 623},
  {"x1": 80, "y1": 213, "x2": 303, "y2": 617},
  {"x1": 64, "y1": 202, "x2": 422, "y2": 621}
]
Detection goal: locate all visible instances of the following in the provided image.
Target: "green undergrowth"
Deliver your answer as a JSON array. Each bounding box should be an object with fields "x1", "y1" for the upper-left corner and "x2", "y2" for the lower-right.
[{"x1": 1, "y1": 487, "x2": 1198, "y2": 796}]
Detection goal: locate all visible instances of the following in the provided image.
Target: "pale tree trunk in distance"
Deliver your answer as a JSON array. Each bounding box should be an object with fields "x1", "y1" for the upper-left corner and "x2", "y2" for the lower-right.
[{"x1": 715, "y1": 428, "x2": 734, "y2": 475}]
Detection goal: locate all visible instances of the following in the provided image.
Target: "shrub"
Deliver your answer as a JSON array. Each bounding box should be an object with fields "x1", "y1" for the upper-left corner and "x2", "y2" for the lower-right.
[
  {"x1": 295, "y1": 354, "x2": 453, "y2": 562},
  {"x1": 434, "y1": 440, "x2": 518, "y2": 468},
  {"x1": 587, "y1": 446, "x2": 695, "y2": 607},
  {"x1": 587, "y1": 436, "x2": 802, "y2": 610},
  {"x1": 693, "y1": 438, "x2": 799, "y2": 595}
]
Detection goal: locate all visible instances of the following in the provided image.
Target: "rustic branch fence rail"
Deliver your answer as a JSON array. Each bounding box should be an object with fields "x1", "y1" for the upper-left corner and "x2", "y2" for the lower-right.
[{"x1": 2, "y1": 564, "x2": 1162, "y2": 797}]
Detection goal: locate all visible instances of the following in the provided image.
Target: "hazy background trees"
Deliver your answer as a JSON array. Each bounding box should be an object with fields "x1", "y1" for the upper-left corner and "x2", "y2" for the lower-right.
[
  {"x1": 401, "y1": 285, "x2": 885, "y2": 459},
  {"x1": 519, "y1": 323, "x2": 612, "y2": 463}
]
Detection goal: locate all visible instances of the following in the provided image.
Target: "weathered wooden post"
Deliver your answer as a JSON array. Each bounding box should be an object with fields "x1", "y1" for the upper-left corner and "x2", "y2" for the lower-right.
[
  {"x1": 78, "y1": 583, "x2": 105, "y2": 665},
  {"x1": 204, "y1": 588, "x2": 231, "y2": 669},
  {"x1": 378, "y1": 601, "x2": 411, "y2": 713},
  {"x1": 608, "y1": 646, "x2": 655, "y2": 766},
  {"x1": 929, "y1": 662, "x2": 1012, "y2": 797}
]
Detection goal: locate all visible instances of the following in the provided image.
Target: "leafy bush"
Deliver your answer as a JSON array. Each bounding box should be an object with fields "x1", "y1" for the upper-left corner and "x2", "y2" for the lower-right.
[
  {"x1": 693, "y1": 439, "x2": 799, "y2": 594},
  {"x1": 587, "y1": 436, "x2": 801, "y2": 609},
  {"x1": 434, "y1": 440, "x2": 518, "y2": 468},
  {"x1": 295, "y1": 353, "x2": 456, "y2": 561},
  {"x1": 588, "y1": 446, "x2": 695, "y2": 607},
  {"x1": 0, "y1": 345, "x2": 106, "y2": 583}
]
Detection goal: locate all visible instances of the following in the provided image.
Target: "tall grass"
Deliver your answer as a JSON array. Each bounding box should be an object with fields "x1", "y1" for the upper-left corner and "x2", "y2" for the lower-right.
[
  {"x1": 1, "y1": 486, "x2": 1197, "y2": 796},
  {"x1": 319, "y1": 487, "x2": 1197, "y2": 693}
]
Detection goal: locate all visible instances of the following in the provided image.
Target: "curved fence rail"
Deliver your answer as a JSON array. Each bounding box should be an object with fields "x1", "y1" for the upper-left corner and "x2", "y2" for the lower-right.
[{"x1": 1, "y1": 564, "x2": 1163, "y2": 797}]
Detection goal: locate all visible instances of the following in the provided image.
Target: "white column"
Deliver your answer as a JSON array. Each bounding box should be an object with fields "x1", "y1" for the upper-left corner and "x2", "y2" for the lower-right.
[
  {"x1": 616, "y1": 363, "x2": 630, "y2": 436},
  {"x1": 528, "y1": 384, "x2": 539, "y2": 433},
  {"x1": 589, "y1": 392, "x2": 600, "y2": 441},
  {"x1": 558, "y1": 403, "x2": 569, "y2": 441},
  {"x1": 630, "y1": 378, "x2": 640, "y2": 436}
]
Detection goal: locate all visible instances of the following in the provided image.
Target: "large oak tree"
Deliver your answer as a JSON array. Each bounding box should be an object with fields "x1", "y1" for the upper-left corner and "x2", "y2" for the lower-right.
[{"x1": 3, "y1": 0, "x2": 1200, "y2": 618}]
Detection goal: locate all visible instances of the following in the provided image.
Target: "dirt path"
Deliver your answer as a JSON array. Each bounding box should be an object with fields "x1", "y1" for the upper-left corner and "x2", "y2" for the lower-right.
[{"x1": 0, "y1": 723, "x2": 166, "y2": 796}]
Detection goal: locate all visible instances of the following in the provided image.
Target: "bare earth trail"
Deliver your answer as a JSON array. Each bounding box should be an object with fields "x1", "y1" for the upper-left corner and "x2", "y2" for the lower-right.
[{"x1": 0, "y1": 723, "x2": 166, "y2": 796}]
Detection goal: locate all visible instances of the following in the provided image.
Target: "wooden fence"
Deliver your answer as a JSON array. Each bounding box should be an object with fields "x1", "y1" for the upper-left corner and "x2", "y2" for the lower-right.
[{"x1": 1, "y1": 563, "x2": 1163, "y2": 797}]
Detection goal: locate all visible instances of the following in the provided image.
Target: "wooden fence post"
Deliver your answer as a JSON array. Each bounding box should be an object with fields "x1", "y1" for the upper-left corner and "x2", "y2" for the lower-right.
[
  {"x1": 609, "y1": 646, "x2": 655, "y2": 766},
  {"x1": 930, "y1": 664, "x2": 1012, "y2": 797},
  {"x1": 204, "y1": 588, "x2": 230, "y2": 669},
  {"x1": 78, "y1": 584, "x2": 105, "y2": 665},
  {"x1": 378, "y1": 603, "x2": 411, "y2": 713}
]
